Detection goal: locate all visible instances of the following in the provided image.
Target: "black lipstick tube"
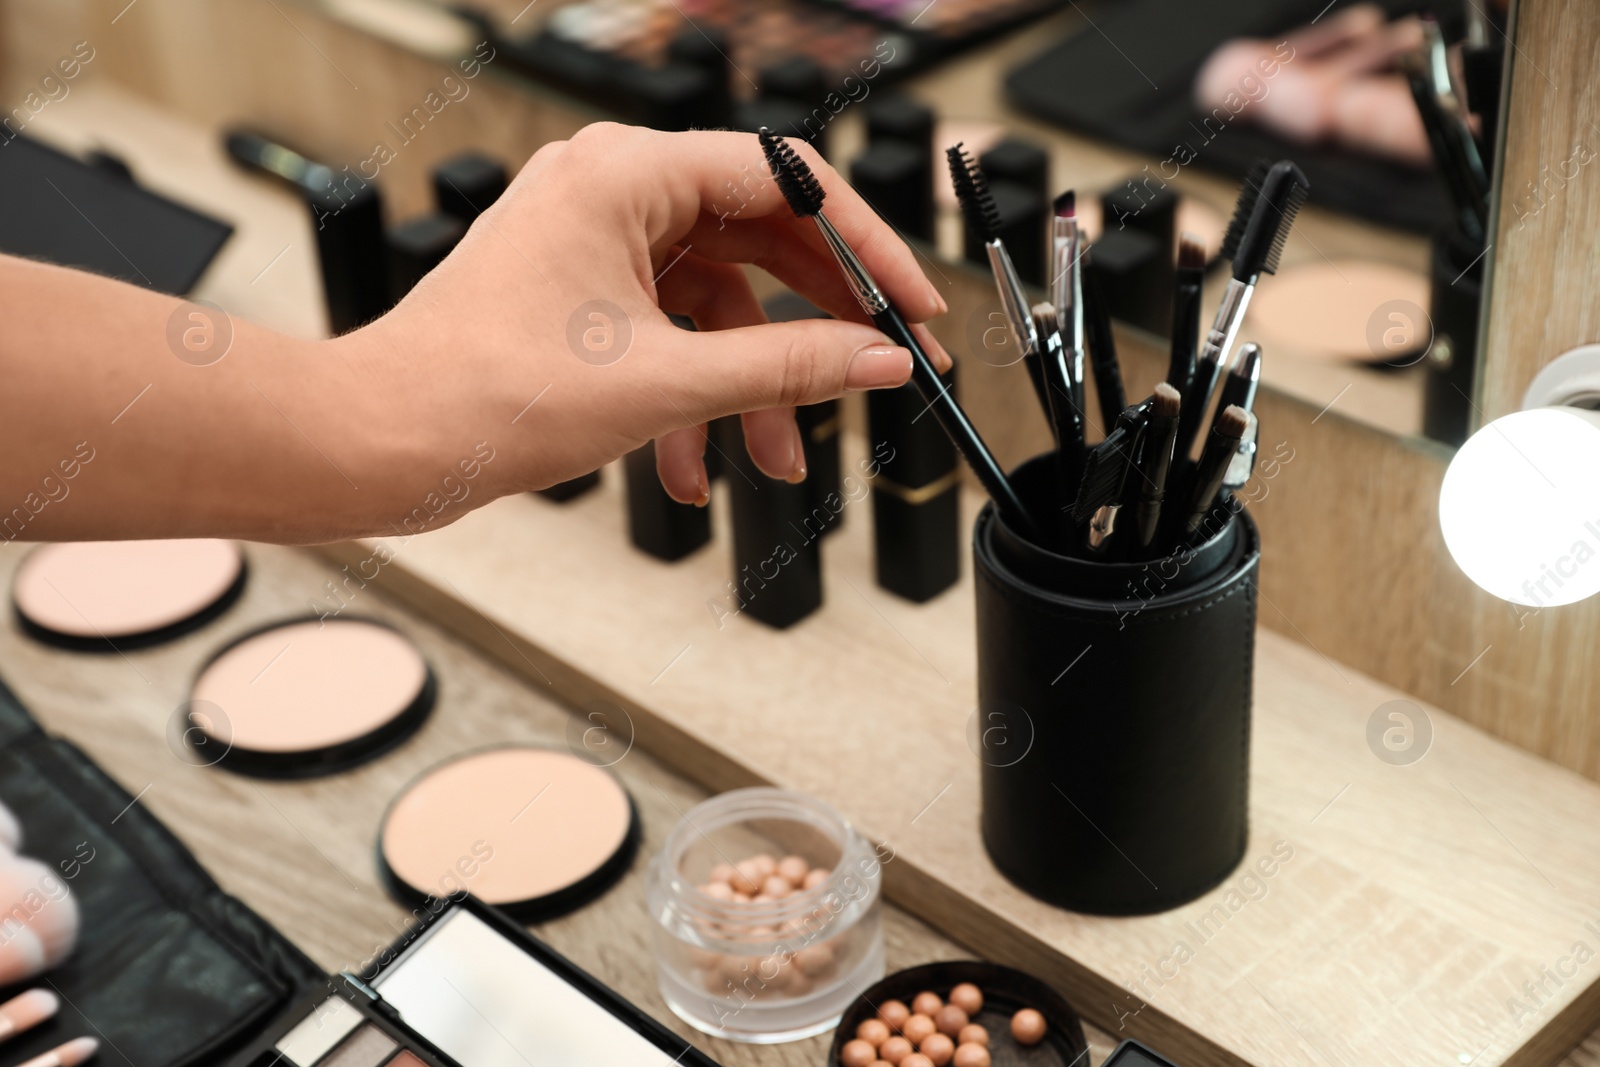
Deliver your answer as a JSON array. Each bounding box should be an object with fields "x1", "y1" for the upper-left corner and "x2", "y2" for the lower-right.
[{"x1": 868, "y1": 365, "x2": 961, "y2": 602}]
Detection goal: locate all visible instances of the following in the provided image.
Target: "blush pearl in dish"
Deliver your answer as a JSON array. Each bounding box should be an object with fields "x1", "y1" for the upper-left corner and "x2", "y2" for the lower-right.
[
  {"x1": 379, "y1": 746, "x2": 640, "y2": 921},
  {"x1": 187, "y1": 616, "x2": 435, "y2": 777},
  {"x1": 13, "y1": 540, "x2": 245, "y2": 649}
]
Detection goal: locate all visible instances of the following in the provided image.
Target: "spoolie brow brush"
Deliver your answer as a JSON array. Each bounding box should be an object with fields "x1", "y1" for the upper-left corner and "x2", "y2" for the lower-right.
[
  {"x1": 758, "y1": 129, "x2": 1042, "y2": 543},
  {"x1": 1174, "y1": 159, "x2": 1308, "y2": 461},
  {"x1": 947, "y1": 143, "x2": 1037, "y2": 366}
]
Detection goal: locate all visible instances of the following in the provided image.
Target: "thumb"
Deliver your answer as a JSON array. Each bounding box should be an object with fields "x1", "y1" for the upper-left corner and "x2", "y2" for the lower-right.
[{"x1": 657, "y1": 317, "x2": 913, "y2": 425}]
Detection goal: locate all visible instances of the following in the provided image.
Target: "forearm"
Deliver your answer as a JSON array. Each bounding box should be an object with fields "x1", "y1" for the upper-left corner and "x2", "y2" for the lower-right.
[{"x1": 0, "y1": 255, "x2": 497, "y2": 544}]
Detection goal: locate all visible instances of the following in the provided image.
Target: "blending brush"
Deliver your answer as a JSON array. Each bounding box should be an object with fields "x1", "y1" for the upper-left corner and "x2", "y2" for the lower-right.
[
  {"x1": 1174, "y1": 160, "x2": 1308, "y2": 460},
  {"x1": 947, "y1": 143, "x2": 1038, "y2": 366},
  {"x1": 1181, "y1": 404, "x2": 1252, "y2": 537},
  {"x1": 1167, "y1": 232, "x2": 1207, "y2": 400},
  {"x1": 759, "y1": 130, "x2": 1041, "y2": 542}
]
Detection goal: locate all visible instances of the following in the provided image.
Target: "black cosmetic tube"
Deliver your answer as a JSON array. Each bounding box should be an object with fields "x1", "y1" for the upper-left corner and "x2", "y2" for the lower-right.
[
  {"x1": 624, "y1": 441, "x2": 711, "y2": 561},
  {"x1": 306, "y1": 181, "x2": 391, "y2": 335},
  {"x1": 719, "y1": 420, "x2": 823, "y2": 629},
  {"x1": 868, "y1": 365, "x2": 961, "y2": 602}
]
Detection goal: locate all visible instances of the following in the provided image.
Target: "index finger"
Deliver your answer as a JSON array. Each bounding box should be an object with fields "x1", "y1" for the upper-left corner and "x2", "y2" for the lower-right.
[{"x1": 563, "y1": 124, "x2": 945, "y2": 323}]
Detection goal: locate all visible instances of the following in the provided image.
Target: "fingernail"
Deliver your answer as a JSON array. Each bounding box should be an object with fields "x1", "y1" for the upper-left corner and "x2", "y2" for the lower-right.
[
  {"x1": 785, "y1": 421, "x2": 808, "y2": 483},
  {"x1": 694, "y1": 464, "x2": 710, "y2": 507},
  {"x1": 845, "y1": 345, "x2": 912, "y2": 391},
  {"x1": 933, "y1": 289, "x2": 949, "y2": 316}
]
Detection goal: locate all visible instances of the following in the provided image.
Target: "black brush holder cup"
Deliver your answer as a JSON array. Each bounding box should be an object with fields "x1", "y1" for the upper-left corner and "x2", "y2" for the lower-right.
[{"x1": 973, "y1": 455, "x2": 1259, "y2": 915}]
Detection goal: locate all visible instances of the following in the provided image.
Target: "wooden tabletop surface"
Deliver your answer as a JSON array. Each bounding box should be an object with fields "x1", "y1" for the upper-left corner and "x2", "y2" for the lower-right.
[{"x1": 0, "y1": 540, "x2": 1123, "y2": 1067}]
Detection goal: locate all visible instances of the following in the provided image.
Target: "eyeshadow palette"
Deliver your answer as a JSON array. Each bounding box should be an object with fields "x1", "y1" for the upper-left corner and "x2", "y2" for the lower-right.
[
  {"x1": 238, "y1": 897, "x2": 723, "y2": 1067},
  {"x1": 485, "y1": 0, "x2": 1064, "y2": 134}
]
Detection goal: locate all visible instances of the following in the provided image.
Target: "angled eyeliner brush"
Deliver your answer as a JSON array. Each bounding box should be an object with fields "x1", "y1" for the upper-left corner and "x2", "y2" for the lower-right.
[
  {"x1": 758, "y1": 130, "x2": 1042, "y2": 543},
  {"x1": 947, "y1": 144, "x2": 1037, "y2": 367},
  {"x1": 1174, "y1": 159, "x2": 1308, "y2": 461}
]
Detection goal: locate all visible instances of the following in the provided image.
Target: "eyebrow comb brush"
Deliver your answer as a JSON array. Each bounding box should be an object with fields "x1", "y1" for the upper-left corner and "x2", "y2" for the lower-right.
[
  {"x1": 1174, "y1": 160, "x2": 1308, "y2": 460},
  {"x1": 947, "y1": 143, "x2": 1038, "y2": 367},
  {"x1": 759, "y1": 129, "x2": 1042, "y2": 543}
]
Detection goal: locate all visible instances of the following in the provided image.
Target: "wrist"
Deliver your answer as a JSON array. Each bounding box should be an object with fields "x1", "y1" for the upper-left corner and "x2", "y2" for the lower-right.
[{"x1": 328, "y1": 306, "x2": 521, "y2": 537}]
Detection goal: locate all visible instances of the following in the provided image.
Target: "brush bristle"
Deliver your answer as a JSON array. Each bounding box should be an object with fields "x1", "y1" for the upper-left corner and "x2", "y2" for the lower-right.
[
  {"x1": 1259, "y1": 182, "x2": 1308, "y2": 276},
  {"x1": 1178, "y1": 232, "x2": 1207, "y2": 271},
  {"x1": 1030, "y1": 302, "x2": 1057, "y2": 337},
  {"x1": 946, "y1": 143, "x2": 1002, "y2": 242},
  {"x1": 1054, "y1": 190, "x2": 1076, "y2": 218},
  {"x1": 758, "y1": 128, "x2": 825, "y2": 218},
  {"x1": 1219, "y1": 159, "x2": 1270, "y2": 262},
  {"x1": 1152, "y1": 382, "x2": 1181, "y2": 418},
  {"x1": 1215, "y1": 404, "x2": 1251, "y2": 440}
]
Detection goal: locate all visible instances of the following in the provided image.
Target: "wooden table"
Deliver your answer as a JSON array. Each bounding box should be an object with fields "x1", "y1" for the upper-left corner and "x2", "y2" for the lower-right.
[{"x1": 0, "y1": 540, "x2": 1120, "y2": 1067}]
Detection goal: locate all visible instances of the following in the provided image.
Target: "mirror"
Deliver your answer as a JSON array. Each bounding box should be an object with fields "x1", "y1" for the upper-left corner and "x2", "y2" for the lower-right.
[{"x1": 329, "y1": 0, "x2": 1511, "y2": 449}]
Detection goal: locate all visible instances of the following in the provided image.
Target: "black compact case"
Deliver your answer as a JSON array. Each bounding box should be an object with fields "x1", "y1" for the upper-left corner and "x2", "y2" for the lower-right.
[{"x1": 972, "y1": 456, "x2": 1258, "y2": 915}]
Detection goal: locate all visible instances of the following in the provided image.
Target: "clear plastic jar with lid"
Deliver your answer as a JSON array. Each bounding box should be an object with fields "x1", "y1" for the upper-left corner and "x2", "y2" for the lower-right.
[{"x1": 646, "y1": 787, "x2": 886, "y2": 1043}]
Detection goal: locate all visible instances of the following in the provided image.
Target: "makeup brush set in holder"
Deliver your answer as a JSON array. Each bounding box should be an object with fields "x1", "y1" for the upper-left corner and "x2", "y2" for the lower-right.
[{"x1": 759, "y1": 129, "x2": 1310, "y2": 912}]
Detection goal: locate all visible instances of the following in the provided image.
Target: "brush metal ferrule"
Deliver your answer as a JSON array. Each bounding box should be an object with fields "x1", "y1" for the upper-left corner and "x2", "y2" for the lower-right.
[
  {"x1": 1202, "y1": 277, "x2": 1254, "y2": 370},
  {"x1": 1224, "y1": 423, "x2": 1259, "y2": 489},
  {"x1": 813, "y1": 214, "x2": 889, "y2": 315},
  {"x1": 1086, "y1": 503, "x2": 1120, "y2": 551},
  {"x1": 986, "y1": 239, "x2": 1037, "y2": 361}
]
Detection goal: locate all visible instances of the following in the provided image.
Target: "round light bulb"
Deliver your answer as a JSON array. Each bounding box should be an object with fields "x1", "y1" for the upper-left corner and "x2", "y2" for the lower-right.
[{"x1": 1439, "y1": 406, "x2": 1600, "y2": 607}]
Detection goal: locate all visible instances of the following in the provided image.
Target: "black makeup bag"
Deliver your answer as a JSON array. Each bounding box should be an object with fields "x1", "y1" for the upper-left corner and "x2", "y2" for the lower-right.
[
  {"x1": 972, "y1": 455, "x2": 1259, "y2": 915},
  {"x1": 0, "y1": 678, "x2": 325, "y2": 1065}
]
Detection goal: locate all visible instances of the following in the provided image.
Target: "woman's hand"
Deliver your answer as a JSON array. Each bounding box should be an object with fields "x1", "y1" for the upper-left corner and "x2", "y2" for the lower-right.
[
  {"x1": 0, "y1": 123, "x2": 948, "y2": 543},
  {"x1": 358, "y1": 123, "x2": 950, "y2": 507}
]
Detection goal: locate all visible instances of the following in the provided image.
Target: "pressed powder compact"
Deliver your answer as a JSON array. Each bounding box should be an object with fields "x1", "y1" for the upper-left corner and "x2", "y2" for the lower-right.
[
  {"x1": 13, "y1": 539, "x2": 246, "y2": 650},
  {"x1": 187, "y1": 616, "x2": 436, "y2": 777},
  {"x1": 378, "y1": 747, "x2": 640, "y2": 921}
]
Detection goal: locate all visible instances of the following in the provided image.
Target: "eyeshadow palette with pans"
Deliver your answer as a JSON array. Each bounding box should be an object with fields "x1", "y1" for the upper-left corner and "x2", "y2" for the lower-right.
[
  {"x1": 13, "y1": 539, "x2": 247, "y2": 651},
  {"x1": 488, "y1": 0, "x2": 1063, "y2": 132},
  {"x1": 237, "y1": 897, "x2": 722, "y2": 1067}
]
